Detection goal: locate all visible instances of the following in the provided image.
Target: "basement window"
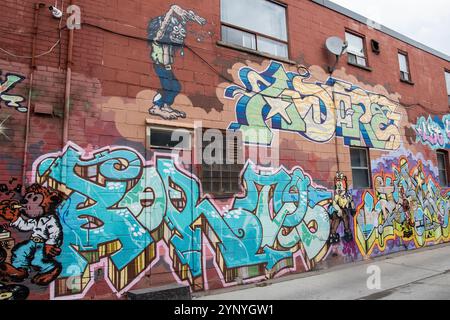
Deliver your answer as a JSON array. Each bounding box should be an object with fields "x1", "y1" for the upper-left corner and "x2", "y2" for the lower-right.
[
  {"x1": 220, "y1": 0, "x2": 289, "y2": 59},
  {"x1": 148, "y1": 126, "x2": 192, "y2": 150}
]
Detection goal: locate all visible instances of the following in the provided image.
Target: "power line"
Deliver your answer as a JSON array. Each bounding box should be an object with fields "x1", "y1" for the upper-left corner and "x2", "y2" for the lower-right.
[{"x1": 0, "y1": 38, "x2": 62, "y2": 59}]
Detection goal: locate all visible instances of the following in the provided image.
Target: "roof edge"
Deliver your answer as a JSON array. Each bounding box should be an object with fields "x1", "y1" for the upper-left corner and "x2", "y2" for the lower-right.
[{"x1": 311, "y1": 0, "x2": 450, "y2": 62}]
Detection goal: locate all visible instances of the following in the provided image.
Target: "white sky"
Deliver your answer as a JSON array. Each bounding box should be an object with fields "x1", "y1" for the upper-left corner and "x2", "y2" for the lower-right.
[{"x1": 330, "y1": 0, "x2": 450, "y2": 56}]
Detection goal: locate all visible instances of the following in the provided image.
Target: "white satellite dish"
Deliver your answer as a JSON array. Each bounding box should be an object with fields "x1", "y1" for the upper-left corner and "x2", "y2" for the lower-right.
[{"x1": 326, "y1": 36, "x2": 347, "y2": 56}]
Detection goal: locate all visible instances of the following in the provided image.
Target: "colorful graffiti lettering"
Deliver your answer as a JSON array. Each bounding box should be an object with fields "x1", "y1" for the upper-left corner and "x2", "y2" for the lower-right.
[
  {"x1": 0, "y1": 72, "x2": 26, "y2": 113},
  {"x1": 147, "y1": 5, "x2": 206, "y2": 120},
  {"x1": 30, "y1": 142, "x2": 333, "y2": 298},
  {"x1": 354, "y1": 157, "x2": 450, "y2": 256},
  {"x1": 226, "y1": 61, "x2": 401, "y2": 150},
  {"x1": 413, "y1": 115, "x2": 450, "y2": 149}
]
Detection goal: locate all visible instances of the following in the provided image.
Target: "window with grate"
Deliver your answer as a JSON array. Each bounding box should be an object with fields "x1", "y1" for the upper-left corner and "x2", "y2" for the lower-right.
[{"x1": 200, "y1": 130, "x2": 244, "y2": 196}]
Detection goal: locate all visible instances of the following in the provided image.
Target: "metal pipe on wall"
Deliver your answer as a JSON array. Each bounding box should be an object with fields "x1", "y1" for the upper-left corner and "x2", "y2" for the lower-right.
[
  {"x1": 63, "y1": 0, "x2": 74, "y2": 146},
  {"x1": 21, "y1": 3, "x2": 45, "y2": 190}
]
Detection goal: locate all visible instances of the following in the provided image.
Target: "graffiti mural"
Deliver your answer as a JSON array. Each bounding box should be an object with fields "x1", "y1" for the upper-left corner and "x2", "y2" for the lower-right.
[
  {"x1": 147, "y1": 5, "x2": 206, "y2": 120},
  {"x1": 0, "y1": 184, "x2": 64, "y2": 286},
  {"x1": 226, "y1": 61, "x2": 401, "y2": 150},
  {"x1": 329, "y1": 172, "x2": 355, "y2": 244},
  {"x1": 26, "y1": 141, "x2": 336, "y2": 298},
  {"x1": 0, "y1": 72, "x2": 26, "y2": 113},
  {"x1": 0, "y1": 195, "x2": 29, "y2": 301},
  {"x1": 0, "y1": 115, "x2": 12, "y2": 140},
  {"x1": 413, "y1": 115, "x2": 450, "y2": 150},
  {"x1": 354, "y1": 156, "x2": 450, "y2": 256}
]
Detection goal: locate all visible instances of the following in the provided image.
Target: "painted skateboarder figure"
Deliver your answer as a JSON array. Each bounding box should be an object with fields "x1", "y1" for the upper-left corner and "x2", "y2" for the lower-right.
[{"x1": 147, "y1": 5, "x2": 206, "y2": 120}]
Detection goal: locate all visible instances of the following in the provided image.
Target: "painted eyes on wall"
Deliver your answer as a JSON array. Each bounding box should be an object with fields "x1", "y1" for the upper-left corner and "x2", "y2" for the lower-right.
[
  {"x1": 27, "y1": 194, "x2": 38, "y2": 201},
  {"x1": 25, "y1": 193, "x2": 39, "y2": 203},
  {"x1": 172, "y1": 25, "x2": 186, "y2": 36}
]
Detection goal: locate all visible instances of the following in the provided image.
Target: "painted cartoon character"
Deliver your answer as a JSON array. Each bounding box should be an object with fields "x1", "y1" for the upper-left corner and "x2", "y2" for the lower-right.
[
  {"x1": 397, "y1": 186, "x2": 414, "y2": 238},
  {"x1": 411, "y1": 162, "x2": 426, "y2": 202},
  {"x1": 329, "y1": 172, "x2": 355, "y2": 244},
  {"x1": 147, "y1": 5, "x2": 206, "y2": 120},
  {"x1": 0, "y1": 184, "x2": 63, "y2": 286},
  {"x1": 0, "y1": 178, "x2": 22, "y2": 201}
]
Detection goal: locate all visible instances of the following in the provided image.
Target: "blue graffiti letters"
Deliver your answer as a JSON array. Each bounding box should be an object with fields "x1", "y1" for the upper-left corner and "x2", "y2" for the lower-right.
[
  {"x1": 33, "y1": 142, "x2": 333, "y2": 298},
  {"x1": 226, "y1": 61, "x2": 401, "y2": 150}
]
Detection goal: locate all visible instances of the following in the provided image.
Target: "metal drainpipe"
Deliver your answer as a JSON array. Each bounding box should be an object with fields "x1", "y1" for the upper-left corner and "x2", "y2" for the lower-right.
[
  {"x1": 63, "y1": 4, "x2": 74, "y2": 146},
  {"x1": 334, "y1": 103, "x2": 341, "y2": 174},
  {"x1": 21, "y1": 3, "x2": 44, "y2": 190}
]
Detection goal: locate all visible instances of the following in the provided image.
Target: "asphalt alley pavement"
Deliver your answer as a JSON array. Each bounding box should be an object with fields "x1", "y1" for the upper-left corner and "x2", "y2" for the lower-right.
[{"x1": 194, "y1": 243, "x2": 450, "y2": 300}]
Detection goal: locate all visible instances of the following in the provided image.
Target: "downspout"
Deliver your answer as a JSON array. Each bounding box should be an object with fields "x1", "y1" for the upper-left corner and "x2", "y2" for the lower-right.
[
  {"x1": 22, "y1": 3, "x2": 44, "y2": 189},
  {"x1": 63, "y1": 0, "x2": 74, "y2": 146},
  {"x1": 334, "y1": 103, "x2": 341, "y2": 174},
  {"x1": 328, "y1": 47, "x2": 347, "y2": 176}
]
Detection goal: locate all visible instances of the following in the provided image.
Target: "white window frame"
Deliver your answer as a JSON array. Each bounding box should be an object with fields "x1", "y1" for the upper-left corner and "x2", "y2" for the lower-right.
[
  {"x1": 220, "y1": 0, "x2": 289, "y2": 59},
  {"x1": 398, "y1": 51, "x2": 411, "y2": 82},
  {"x1": 345, "y1": 31, "x2": 368, "y2": 68},
  {"x1": 445, "y1": 70, "x2": 450, "y2": 106},
  {"x1": 350, "y1": 147, "x2": 372, "y2": 189}
]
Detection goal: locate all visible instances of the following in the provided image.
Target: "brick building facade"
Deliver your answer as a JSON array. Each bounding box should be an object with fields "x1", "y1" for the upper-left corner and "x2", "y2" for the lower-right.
[{"x1": 0, "y1": 0, "x2": 449, "y2": 300}]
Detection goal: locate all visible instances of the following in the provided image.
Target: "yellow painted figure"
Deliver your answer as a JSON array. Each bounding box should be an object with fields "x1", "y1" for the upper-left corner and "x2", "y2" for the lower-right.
[{"x1": 330, "y1": 172, "x2": 355, "y2": 244}]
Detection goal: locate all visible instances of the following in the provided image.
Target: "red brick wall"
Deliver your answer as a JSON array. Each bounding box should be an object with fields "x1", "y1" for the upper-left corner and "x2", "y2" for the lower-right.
[
  {"x1": 0, "y1": 0, "x2": 449, "y2": 300},
  {"x1": 2, "y1": 0, "x2": 448, "y2": 180}
]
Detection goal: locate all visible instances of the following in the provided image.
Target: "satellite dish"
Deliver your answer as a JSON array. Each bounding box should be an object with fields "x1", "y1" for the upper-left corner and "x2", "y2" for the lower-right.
[
  {"x1": 326, "y1": 36, "x2": 347, "y2": 56},
  {"x1": 325, "y1": 36, "x2": 349, "y2": 74}
]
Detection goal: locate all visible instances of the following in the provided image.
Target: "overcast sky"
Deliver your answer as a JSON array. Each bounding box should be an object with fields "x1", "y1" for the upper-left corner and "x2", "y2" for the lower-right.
[{"x1": 330, "y1": 0, "x2": 450, "y2": 56}]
